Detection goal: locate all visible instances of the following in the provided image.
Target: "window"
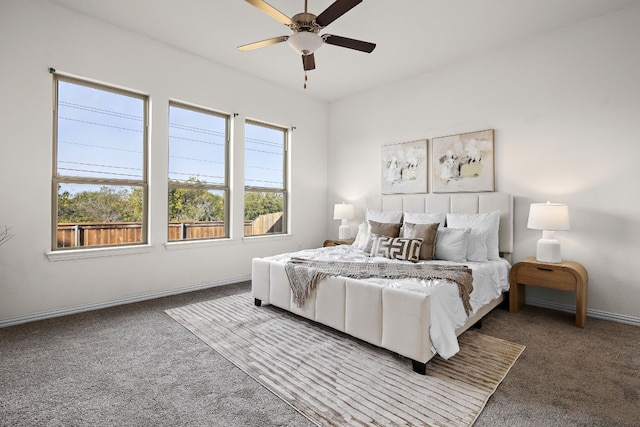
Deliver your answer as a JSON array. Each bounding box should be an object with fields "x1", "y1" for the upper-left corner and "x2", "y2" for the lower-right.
[
  {"x1": 244, "y1": 120, "x2": 288, "y2": 236},
  {"x1": 168, "y1": 102, "x2": 229, "y2": 241},
  {"x1": 53, "y1": 76, "x2": 148, "y2": 250}
]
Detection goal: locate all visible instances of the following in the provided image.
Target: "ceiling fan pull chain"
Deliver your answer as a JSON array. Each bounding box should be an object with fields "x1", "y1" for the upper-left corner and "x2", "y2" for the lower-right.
[{"x1": 304, "y1": 72, "x2": 308, "y2": 89}]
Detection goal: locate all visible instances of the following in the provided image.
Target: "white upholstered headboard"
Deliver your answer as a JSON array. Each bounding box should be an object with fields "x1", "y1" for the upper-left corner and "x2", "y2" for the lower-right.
[{"x1": 365, "y1": 192, "x2": 513, "y2": 258}]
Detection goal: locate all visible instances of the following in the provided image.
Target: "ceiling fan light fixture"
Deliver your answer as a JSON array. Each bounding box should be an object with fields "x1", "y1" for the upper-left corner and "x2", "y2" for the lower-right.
[{"x1": 287, "y1": 31, "x2": 323, "y2": 55}]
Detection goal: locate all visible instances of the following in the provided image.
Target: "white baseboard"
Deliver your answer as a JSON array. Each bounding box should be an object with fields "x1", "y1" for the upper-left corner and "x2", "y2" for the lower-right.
[
  {"x1": 5, "y1": 283, "x2": 638, "y2": 329},
  {"x1": 526, "y1": 298, "x2": 640, "y2": 327},
  {"x1": 0, "y1": 275, "x2": 251, "y2": 328}
]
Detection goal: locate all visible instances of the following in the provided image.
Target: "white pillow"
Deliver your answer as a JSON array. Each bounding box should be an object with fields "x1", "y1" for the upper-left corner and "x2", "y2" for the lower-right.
[
  {"x1": 466, "y1": 229, "x2": 489, "y2": 262},
  {"x1": 366, "y1": 208, "x2": 403, "y2": 224},
  {"x1": 403, "y1": 212, "x2": 446, "y2": 228},
  {"x1": 446, "y1": 211, "x2": 500, "y2": 260},
  {"x1": 353, "y1": 221, "x2": 369, "y2": 250},
  {"x1": 435, "y1": 228, "x2": 470, "y2": 262}
]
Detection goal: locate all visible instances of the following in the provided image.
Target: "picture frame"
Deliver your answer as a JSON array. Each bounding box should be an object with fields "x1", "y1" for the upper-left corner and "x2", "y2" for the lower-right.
[
  {"x1": 381, "y1": 139, "x2": 428, "y2": 194},
  {"x1": 430, "y1": 129, "x2": 494, "y2": 193}
]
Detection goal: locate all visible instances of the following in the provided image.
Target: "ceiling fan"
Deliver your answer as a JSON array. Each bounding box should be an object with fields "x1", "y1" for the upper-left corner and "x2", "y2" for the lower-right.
[{"x1": 238, "y1": 0, "x2": 376, "y2": 77}]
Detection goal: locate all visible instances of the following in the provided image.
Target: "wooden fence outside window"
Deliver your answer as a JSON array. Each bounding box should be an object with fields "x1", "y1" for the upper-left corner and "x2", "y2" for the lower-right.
[{"x1": 56, "y1": 212, "x2": 283, "y2": 248}]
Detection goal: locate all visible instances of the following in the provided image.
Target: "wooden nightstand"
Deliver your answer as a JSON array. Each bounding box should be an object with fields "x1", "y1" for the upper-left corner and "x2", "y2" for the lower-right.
[
  {"x1": 509, "y1": 257, "x2": 588, "y2": 327},
  {"x1": 323, "y1": 238, "x2": 355, "y2": 247}
]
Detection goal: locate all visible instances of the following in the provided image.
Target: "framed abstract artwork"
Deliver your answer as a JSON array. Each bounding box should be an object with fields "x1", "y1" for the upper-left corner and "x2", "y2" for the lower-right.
[
  {"x1": 431, "y1": 129, "x2": 494, "y2": 193},
  {"x1": 381, "y1": 140, "x2": 428, "y2": 194}
]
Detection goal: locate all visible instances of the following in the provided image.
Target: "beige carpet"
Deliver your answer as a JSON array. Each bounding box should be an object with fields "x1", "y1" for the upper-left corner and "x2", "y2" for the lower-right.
[{"x1": 166, "y1": 293, "x2": 524, "y2": 427}]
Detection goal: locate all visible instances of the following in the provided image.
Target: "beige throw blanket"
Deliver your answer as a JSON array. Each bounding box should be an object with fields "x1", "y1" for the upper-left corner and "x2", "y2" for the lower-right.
[{"x1": 284, "y1": 258, "x2": 474, "y2": 315}]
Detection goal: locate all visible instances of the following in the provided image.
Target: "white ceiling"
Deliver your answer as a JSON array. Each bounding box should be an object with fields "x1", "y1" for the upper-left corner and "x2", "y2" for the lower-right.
[{"x1": 49, "y1": 0, "x2": 639, "y2": 102}]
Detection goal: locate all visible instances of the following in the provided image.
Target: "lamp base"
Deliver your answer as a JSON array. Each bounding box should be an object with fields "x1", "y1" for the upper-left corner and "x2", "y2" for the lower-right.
[
  {"x1": 338, "y1": 224, "x2": 350, "y2": 240},
  {"x1": 536, "y1": 231, "x2": 562, "y2": 263}
]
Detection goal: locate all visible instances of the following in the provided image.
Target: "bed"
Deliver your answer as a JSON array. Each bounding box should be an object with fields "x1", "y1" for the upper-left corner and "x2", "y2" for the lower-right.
[{"x1": 252, "y1": 192, "x2": 513, "y2": 374}]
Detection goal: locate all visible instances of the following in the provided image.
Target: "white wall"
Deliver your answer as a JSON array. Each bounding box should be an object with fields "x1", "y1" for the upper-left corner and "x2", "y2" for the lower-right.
[
  {"x1": 2, "y1": 0, "x2": 639, "y2": 325},
  {"x1": 0, "y1": 0, "x2": 329, "y2": 324},
  {"x1": 327, "y1": 4, "x2": 640, "y2": 320}
]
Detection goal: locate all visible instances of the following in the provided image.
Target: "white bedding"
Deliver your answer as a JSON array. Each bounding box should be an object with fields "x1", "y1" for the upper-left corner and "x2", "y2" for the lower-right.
[{"x1": 263, "y1": 244, "x2": 510, "y2": 359}]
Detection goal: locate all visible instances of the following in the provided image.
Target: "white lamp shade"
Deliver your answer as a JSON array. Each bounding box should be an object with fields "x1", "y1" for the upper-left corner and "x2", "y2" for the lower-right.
[
  {"x1": 333, "y1": 203, "x2": 354, "y2": 220},
  {"x1": 527, "y1": 202, "x2": 570, "y2": 231},
  {"x1": 287, "y1": 32, "x2": 324, "y2": 55}
]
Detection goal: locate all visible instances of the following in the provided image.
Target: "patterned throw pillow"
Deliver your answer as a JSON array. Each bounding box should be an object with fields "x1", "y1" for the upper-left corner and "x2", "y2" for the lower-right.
[
  {"x1": 364, "y1": 220, "x2": 402, "y2": 253},
  {"x1": 370, "y1": 234, "x2": 423, "y2": 262}
]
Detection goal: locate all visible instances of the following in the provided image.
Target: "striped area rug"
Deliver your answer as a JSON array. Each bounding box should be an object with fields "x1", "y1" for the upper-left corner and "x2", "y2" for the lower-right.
[{"x1": 166, "y1": 293, "x2": 524, "y2": 427}]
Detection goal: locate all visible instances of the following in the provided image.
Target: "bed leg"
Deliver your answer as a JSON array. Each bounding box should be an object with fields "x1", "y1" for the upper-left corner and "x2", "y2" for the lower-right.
[
  {"x1": 412, "y1": 360, "x2": 427, "y2": 375},
  {"x1": 254, "y1": 298, "x2": 262, "y2": 307}
]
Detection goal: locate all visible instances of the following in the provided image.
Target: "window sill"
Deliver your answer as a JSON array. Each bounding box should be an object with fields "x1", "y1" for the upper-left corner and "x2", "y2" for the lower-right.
[
  {"x1": 164, "y1": 238, "x2": 232, "y2": 251},
  {"x1": 242, "y1": 233, "x2": 291, "y2": 243},
  {"x1": 46, "y1": 244, "x2": 154, "y2": 261}
]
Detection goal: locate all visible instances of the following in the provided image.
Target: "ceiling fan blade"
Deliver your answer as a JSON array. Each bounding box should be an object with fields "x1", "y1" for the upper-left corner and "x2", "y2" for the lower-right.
[
  {"x1": 238, "y1": 36, "x2": 288, "y2": 51},
  {"x1": 315, "y1": 0, "x2": 362, "y2": 27},
  {"x1": 323, "y1": 34, "x2": 376, "y2": 53},
  {"x1": 245, "y1": 0, "x2": 292, "y2": 25},
  {"x1": 302, "y1": 53, "x2": 316, "y2": 71}
]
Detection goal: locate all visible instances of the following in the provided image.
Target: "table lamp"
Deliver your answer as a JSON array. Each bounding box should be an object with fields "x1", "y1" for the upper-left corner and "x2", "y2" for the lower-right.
[
  {"x1": 527, "y1": 201, "x2": 570, "y2": 263},
  {"x1": 333, "y1": 203, "x2": 354, "y2": 240}
]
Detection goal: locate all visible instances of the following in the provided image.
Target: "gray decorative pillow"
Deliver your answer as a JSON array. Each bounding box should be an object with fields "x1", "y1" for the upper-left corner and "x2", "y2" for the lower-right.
[
  {"x1": 402, "y1": 222, "x2": 439, "y2": 260},
  {"x1": 364, "y1": 220, "x2": 401, "y2": 253},
  {"x1": 446, "y1": 211, "x2": 500, "y2": 260},
  {"x1": 466, "y1": 229, "x2": 489, "y2": 261},
  {"x1": 370, "y1": 234, "x2": 423, "y2": 262},
  {"x1": 434, "y1": 228, "x2": 470, "y2": 262}
]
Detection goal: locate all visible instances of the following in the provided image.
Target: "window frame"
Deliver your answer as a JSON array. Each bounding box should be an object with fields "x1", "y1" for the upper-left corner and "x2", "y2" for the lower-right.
[
  {"x1": 244, "y1": 119, "x2": 289, "y2": 237},
  {"x1": 51, "y1": 75, "x2": 149, "y2": 251},
  {"x1": 167, "y1": 101, "x2": 230, "y2": 242}
]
